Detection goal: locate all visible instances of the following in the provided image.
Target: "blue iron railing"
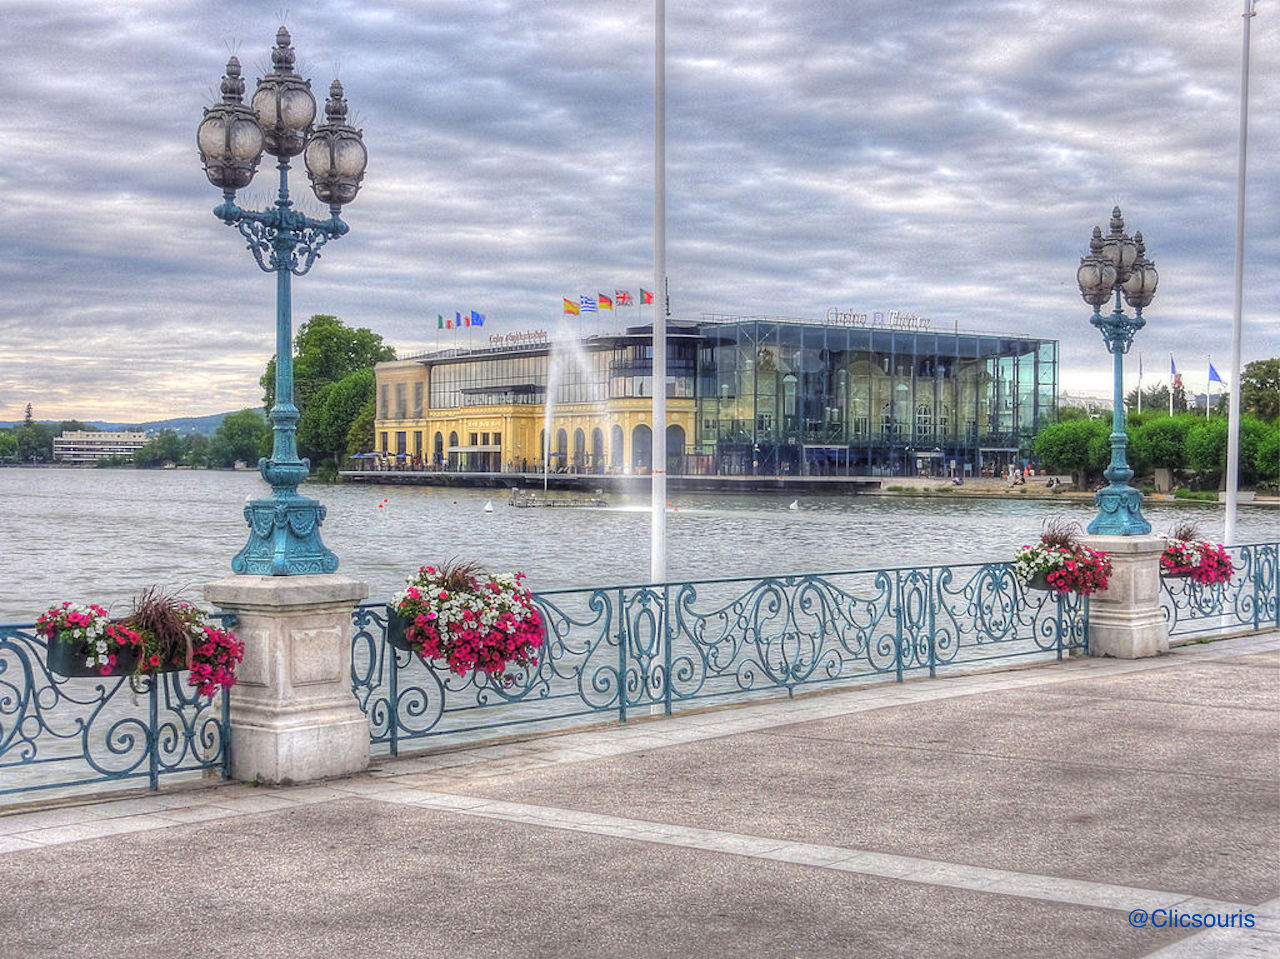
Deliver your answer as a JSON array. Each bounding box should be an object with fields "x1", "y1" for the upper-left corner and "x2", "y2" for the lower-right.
[
  {"x1": 0, "y1": 618, "x2": 233, "y2": 801},
  {"x1": 352, "y1": 561, "x2": 1087, "y2": 755},
  {"x1": 1160, "y1": 542, "x2": 1279, "y2": 638}
]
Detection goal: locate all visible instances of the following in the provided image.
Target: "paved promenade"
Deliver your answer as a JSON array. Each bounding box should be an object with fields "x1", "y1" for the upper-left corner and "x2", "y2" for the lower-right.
[{"x1": 1, "y1": 632, "x2": 1276, "y2": 958}]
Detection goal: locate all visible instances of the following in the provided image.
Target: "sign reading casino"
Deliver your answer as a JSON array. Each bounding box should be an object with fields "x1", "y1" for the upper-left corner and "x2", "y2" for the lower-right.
[{"x1": 825, "y1": 308, "x2": 932, "y2": 331}]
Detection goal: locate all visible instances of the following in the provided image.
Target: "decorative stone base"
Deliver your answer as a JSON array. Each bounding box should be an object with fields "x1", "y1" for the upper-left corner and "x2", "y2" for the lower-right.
[
  {"x1": 1080, "y1": 534, "x2": 1169, "y2": 659},
  {"x1": 205, "y1": 574, "x2": 370, "y2": 785}
]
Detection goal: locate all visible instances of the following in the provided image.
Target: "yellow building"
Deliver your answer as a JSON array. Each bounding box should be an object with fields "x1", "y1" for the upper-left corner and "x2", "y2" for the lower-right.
[{"x1": 374, "y1": 327, "x2": 700, "y2": 475}]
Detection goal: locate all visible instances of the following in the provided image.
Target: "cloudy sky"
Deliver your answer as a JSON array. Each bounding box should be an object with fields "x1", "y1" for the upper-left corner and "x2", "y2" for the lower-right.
[{"x1": 1, "y1": 0, "x2": 1275, "y2": 422}]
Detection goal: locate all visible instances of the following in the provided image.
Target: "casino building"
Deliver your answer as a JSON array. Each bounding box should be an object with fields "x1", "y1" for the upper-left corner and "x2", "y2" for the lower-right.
[{"x1": 373, "y1": 316, "x2": 1057, "y2": 479}]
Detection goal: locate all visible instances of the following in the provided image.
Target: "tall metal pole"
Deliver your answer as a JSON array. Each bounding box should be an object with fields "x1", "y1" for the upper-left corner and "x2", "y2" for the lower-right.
[
  {"x1": 651, "y1": 0, "x2": 668, "y2": 584},
  {"x1": 1225, "y1": 0, "x2": 1256, "y2": 546}
]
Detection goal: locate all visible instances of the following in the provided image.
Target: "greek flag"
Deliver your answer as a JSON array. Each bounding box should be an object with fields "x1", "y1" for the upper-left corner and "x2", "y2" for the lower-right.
[{"x1": 579, "y1": 295, "x2": 598, "y2": 313}]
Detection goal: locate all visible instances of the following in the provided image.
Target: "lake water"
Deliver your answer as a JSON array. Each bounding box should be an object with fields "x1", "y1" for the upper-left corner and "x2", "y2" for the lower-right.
[{"x1": 1, "y1": 468, "x2": 1272, "y2": 623}]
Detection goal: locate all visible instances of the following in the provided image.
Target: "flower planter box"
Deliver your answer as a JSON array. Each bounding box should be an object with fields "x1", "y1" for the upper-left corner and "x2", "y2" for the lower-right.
[
  {"x1": 1025, "y1": 572, "x2": 1053, "y2": 592},
  {"x1": 385, "y1": 605, "x2": 412, "y2": 651},
  {"x1": 46, "y1": 637, "x2": 145, "y2": 678},
  {"x1": 1160, "y1": 569, "x2": 1195, "y2": 580}
]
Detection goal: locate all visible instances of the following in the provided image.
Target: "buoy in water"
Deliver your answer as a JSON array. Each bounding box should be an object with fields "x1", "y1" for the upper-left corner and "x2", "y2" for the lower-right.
[
  {"x1": 483, "y1": 501, "x2": 494, "y2": 513},
  {"x1": 788, "y1": 500, "x2": 799, "y2": 510}
]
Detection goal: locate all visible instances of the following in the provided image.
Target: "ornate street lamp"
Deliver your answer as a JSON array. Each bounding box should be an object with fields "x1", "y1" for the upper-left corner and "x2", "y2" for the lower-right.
[
  {"x1": 1076, "y1": 206, "x2": 1159, "y2": 535},
  {"x1": 197, "y1": 28, "x2": 368, "y2": 574}
]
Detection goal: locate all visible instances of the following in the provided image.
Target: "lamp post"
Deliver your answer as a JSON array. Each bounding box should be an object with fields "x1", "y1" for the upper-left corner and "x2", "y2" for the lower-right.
[
  {"x1": 1076, "y1": 206, "x2": 1159, "y2": 535},
  {"x1": 197, "y1": 28, "x2": 368, "y2": 575}
]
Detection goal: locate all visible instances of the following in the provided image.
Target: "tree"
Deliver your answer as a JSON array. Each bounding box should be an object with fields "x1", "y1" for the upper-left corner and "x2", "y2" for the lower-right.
[
  {"x1": 1239, "y1": 358, "x2": 1279, "y2": 422},
  {"x1": 298, "y1": 369, "x2": 375, "y2": 467},
  {"x1": 1129, "y1": 414, "x2": 1195, "y2": 474},
  {"x1": 345, "y1": 397, "x2": 376, "y2": 456},
  {"x1": 1033, "y1": 418, "x2": 1110, "y2": 485},
  {"x1": 0, "y1": 430, "x2": 16, "y2": 462},
  {"x1": 183, "y1": 433, "x2": 211, "y2": 468},
  {"x1": 134, "y1": 430, "x2": 185, "y2": 468},
  {"x1": 207, "y1": 409, "x2": 271, "y2": 468},
  {"x1": 260, "y1": 314, "x2": 396, "y2": 414},
  {"x1": 1255, "y1": 421, "x2": 1279, "y2": 483},
  {"x1": 23, "y1": 403, "x2": 33, "y2": 427},
  {"x1": 1185, "y1": 415, "x2": 1268, "y2": 487}
]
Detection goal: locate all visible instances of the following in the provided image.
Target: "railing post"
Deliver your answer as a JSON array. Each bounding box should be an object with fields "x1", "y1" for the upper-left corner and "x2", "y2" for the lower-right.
[
  {"x1": 221, "y1": 690, "x2": 232, "y2": 780},
  {"x1": 617, "y1": 587, "x2": 628, "y2": 724},
  {"x1": 1055, "y1": 594, "x2": 1064, "y2": 661},
  {"x1": 663, "y1": 584, "x2": 673, "y2": 717},
  {"x1": 388, "y1": 636, "x2": 400, "y2": 758},
  {"x1": 148, "y1": 678, "x2": 160, "y2": 792},
  {"x1": 894, "y1": 571, "x2": 904, "y2": 683},
  {"x1": 927, "y1": 568, "x2": 937, "y2": 679}
]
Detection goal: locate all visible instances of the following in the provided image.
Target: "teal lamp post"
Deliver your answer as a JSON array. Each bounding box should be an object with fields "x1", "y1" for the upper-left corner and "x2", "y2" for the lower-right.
[
  {"x1": 197, "y1": 28, "x2": 368, "y2": 574},
  {"x1": 1076, "y1": 207, "x2": 1159, "y2": 535}
]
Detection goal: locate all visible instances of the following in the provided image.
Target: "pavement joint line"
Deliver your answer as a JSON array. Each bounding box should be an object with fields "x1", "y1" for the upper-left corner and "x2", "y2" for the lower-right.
[{"x1": 381, "y1": 788, "x2": 1271, "y2": 919}]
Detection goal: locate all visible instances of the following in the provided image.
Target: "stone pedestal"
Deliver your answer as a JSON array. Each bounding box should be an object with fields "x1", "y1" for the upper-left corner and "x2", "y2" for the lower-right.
[
  {"x1": 205, "y1": 574, "x2": 370, "y2": 785},
  {"x1": 1080, "y1": 534, "x2": 1169, "y2": 659}
]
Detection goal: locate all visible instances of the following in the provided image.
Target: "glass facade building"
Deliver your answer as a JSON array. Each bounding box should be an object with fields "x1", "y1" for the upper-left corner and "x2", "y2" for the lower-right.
[{"x1": 374, "y1": 317, "x2": 1057, "y2": 479}]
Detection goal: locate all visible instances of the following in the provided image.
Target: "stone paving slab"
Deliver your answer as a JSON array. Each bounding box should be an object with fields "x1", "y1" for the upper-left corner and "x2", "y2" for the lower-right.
[
  {"x1": 449, "y1": 656, "x2": 1279, "y2": 904},
  {"x1": 1038, "y1": 659, "x2": 1280, "y2": 711},
  {"x1": 0, "y1": 799, "x2": 1180, "y2": 959}
]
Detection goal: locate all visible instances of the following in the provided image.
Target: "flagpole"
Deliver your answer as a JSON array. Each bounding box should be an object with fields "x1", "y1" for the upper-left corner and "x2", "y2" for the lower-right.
[
  {"x1": 1225, "y1": 0, "x2": 1256, "y2": 545},
  {"x1": 1137, "y1": 352, "x2": 1143, "y2": 414},
  {"x1": 1206, "y1": 357, "x2": 1211, "y2": 420},
  {"x1": 651, "y1": 0, "x2": 668, "y2": 587},
  {"x1": 1169, "y1": 355, "x2": 1174, "y2": 417}
]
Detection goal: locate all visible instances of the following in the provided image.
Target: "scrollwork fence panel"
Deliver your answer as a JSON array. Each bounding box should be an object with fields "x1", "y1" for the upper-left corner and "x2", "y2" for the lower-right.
[
  {"x1": 0, "y1": 620, "x2": 232, "y2": 802},
  {"x1": 356, "y1": 560, "x2": 1087, "y2": 755},
  {"x1": 1160, "y1": 542, "x2": 1279, "y2": 638}
]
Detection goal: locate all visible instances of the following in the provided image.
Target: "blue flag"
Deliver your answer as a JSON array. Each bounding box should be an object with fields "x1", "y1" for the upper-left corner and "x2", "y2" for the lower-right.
[
  {"x1": 470, "y1": 311, "x2": 485, "y2": 327},
  {"x1": 1208, "y1": 363, "x2": 1224, "y2": 385}
]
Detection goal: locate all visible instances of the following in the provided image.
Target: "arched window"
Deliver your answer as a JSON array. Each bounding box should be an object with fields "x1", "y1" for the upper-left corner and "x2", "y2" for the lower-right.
[{"x1": 631, "y1": 424, "x2": 652, "y2": 471}]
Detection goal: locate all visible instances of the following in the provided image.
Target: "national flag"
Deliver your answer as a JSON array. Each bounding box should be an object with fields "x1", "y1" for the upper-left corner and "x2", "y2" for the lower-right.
[
  {"x1": 598, "y1": 294, "x2": 613, "y2": 311},
  {"x1": 471, "y1": 311, "x2": 485, "y2": 327},
  {"x1": 579, "y1": 295, "x2": 598, "y2": 313},
  {"x1": 437, "y1": 315, "x2": 445, "y2": 329},
  {"x1": 615, "y1": 290, "x2": 634, "y2": 307},
  {"x1": 457, "y1": 311, "x2": 465, "y2": 328},
  {"x1": 563, "y1": 298, "x2": 580, "y2": 315},
  {"x1": 1208, "y1": 363, "x2": 1225, "y2": 385},
  {"x1": 641, "y1": 289, "x2": 654, "y2": 305},
  {"x1": 1170, "y1": 356, "x2": 1182, "y2": 387}
]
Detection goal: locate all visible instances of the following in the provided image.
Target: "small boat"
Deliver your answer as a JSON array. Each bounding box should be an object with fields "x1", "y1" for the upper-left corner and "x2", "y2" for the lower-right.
[
  {"x1": 483, "y1": 501, "x2": 494, "y2": 513},
  {"x1": 788, "y1": 500, "x2": 799, "y2": 510},
  {"x1": 508, "y1": 489, "x2": 608, "y2": 509}
]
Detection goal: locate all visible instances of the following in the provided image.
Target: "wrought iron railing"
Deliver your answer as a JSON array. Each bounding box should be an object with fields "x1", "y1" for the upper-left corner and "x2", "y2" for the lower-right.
[
  {"x1": 0, "y1": 617, "x2": 234, "y2": 801},
  {"x1": 351, "y1": 561, "x2": 1087, "y2": 755},
  {"x1": 1160, "y1": 542, "x2": 1279, "y2": 639}
]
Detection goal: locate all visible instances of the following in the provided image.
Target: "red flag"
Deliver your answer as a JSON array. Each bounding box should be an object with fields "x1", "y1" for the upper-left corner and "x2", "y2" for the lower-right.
[
  {"x1": 563, "y1": 298, "x2": 580, "y2": 315},
  {"x1": 615, "y1": 290, "x2": 634, "y2": 307},
  {"x1": 641, "y1": 289, "x2": 654, "y2": 305}
]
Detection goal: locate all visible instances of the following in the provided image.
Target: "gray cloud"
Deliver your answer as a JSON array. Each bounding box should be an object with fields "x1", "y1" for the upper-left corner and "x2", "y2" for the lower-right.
[{"x1": 0, "y1": 0, "x2": 1275, "y2": 420}]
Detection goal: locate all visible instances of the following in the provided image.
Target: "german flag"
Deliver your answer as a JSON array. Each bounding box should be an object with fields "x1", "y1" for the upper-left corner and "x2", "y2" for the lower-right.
[
  {"x1": 563, "y1": 298, "x2": 580, "y2": 315},
  {"x1": 599, "y1": 294, "x2": 613, "y2": 311}
]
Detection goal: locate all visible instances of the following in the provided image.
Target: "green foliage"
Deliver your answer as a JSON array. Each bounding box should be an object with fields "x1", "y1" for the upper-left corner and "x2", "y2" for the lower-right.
[
  {"x1": 1254, "y1": 422, "x2": 1278, "y2": 481},
  {"x1": 345, "y1": 397, "x2": 376, "y2": 457},
  {"x1": 207, "y1": 409, "x2": 271, "y2": 468},
  {"x1": 298, "y1": 369, "x2": 375, "y2": 467},
  {"x1": 1124, "y1": 383, "x2": 1171, "y2": 415},
  {"x1": 1033, "y1": 418, "x2": 1110, "y2": 483},
  {"x1": 1174, "y1": 488, "x2": 1218, "y2": 501},
  {"x1": 0, "y1": 430, "x2": 16, "y2": 461},
  {"x1": 260, "y1": 314, "x2": 396, "y2": 414},
  {"x1": 1184, "y1": 415, "x2": 1268, "y2": 486},
  {"x1": 1055, "y1": 407, "x2": 1091, "y2": 422},
  {"x1": 14, "y1": 422, "x2": 56, "y2": 462},
  {"x1": 1240, "y1": 358, "x2": 1279, "y2": 421},
  {"x1": 1129, "y1": 414, "x2": 1196, "y2": 473},
  {"x1": 133, "y1": 430, "x2": 185, "y2": 468}
]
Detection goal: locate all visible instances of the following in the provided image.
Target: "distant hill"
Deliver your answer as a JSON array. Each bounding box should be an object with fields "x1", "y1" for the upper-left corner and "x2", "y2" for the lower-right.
[{"x1": 0, "y1": 410, "x2": 255, "y2": 436}]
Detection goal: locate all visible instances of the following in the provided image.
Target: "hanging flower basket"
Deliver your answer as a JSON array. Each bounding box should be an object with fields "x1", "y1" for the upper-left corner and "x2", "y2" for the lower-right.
[
  {"x1": 37, "y1": 592, "x2": 244, "y2": 697},
  {"x1": 1014, "y1": 519, "x2": 1112, "y2": 597},
  {"x1": 388, "y1": 561, "x2": 544, "y2": 684},
  {"x1": 1160, "y1": 536, "x2": 1233, "y2": 585}
]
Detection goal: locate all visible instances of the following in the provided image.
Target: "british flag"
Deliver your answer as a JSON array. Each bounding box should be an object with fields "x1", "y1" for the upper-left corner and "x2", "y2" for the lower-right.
[{"x1": 614, "y1": 290, "x2": 634, "y2": 307}]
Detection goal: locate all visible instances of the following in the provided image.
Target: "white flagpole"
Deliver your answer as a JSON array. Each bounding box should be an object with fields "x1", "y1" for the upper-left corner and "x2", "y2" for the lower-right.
[
  {"x1": 651, "y1": 0, "x2": 668, "y2": 586},
  {"x1": 1137, "y1": 352, "x2": 1143, "y2": 414},
  {"x1": 1225, "y1": 0, "x2": 1256, "y2": 545},
  {"x1": 1206, "y1": 357, "x2": 1212, "y2": 420}
]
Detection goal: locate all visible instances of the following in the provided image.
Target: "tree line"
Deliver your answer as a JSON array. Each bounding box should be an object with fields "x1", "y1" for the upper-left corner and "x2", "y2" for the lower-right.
[{"x1": 1033, "y1": 358, "x2": 1279, "y2": 490}]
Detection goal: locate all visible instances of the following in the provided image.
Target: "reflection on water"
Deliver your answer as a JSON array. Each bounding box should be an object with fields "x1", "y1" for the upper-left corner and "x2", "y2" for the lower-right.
[{"x1": 0, "y1": 468, "x2": 1269, "y2": 622}]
